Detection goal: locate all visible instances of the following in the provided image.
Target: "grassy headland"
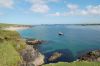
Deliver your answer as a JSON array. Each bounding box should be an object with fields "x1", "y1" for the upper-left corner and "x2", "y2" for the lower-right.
[
  {"x1": 0, "y1": 23, "x2": 26, "y2": 66},
  {"x1": 0, "y1": 30, "x2": 26, "y2": 66},
  {"x1": 0, "y1": 23, "x2": 44, "y2": 66}
]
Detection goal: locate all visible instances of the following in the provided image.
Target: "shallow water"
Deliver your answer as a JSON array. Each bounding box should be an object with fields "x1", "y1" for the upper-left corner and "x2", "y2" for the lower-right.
[{"x1": 18, "y1": 25, "x2": 100, "y2": 62}]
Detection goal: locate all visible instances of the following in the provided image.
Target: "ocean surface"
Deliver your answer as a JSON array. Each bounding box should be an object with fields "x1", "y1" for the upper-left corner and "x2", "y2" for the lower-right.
[{"x1": 18, "y1": 25, "x2": 100, "y2": 62}]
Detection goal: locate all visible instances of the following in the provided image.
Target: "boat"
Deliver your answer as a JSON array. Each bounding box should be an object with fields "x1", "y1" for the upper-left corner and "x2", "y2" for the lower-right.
[{"x1": 58, "y1": 32, "x2": 64, "y2": 35}]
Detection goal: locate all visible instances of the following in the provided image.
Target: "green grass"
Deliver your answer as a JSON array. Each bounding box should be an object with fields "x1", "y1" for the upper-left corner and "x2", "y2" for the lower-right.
[
  {"x1": 0, "y1": 42, "x2": 21, "y2": 66},
  {"x1": 0, "y1": 30, "x2": 26, "y2": 66},
  {"x1": 0, "y1": 30, "x2": 26, "y2": 51},
  {"x1": 43, "y1": 62, "x2": 100, "y2": 66}
]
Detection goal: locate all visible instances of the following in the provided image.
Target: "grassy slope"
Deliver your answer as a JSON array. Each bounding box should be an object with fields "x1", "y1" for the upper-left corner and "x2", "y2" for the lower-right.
[
  {"x1": 0, "y1": 29, "x2": 26, "y2": 66},
  {"x1": 43, "y1": 62, "x2": 100, "y2": 66},
  {"x1": 0, "y1": 42, "x2": 21, "y2": 66}
]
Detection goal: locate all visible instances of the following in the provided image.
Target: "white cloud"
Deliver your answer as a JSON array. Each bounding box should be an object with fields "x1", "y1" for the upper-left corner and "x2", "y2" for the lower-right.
[
  {"x1": 51, "y1": 5, "x2": 100, "y2": 16},
  {"x1": 85, "y1": 5, "x2": 100, "y2": 15},
  {"x1": 67, "y1": 4, "x2": 78, "y2": 11},
  {"x1": 0, "y1": 0, "x2": 14, "y2": 8},
  {"x1": 49, "y1": 4, "x2": 100, "y2": 16},
  {"x1": 49, "y1": 0, "x2": 60, "y2": 2},
  {"x1": 77, "y1": 5, "x2": 100, "y2": 16},
  {"x1": 26, "y1": 0, "x2": 62, "y2": 13},
  {"x1": 27, "y1": 0, "x2": 45, "y2": 4},
  {"x1": 27, "y1": 0, "x2": 50, "y2": 13},
  {"x1": 27, "y1": 0, "x2": 60, "y2": 3},
  {"x1": 48, "y1": 12, "x2": 61, "y2": 16},
  {"x1": 31, "y1": 4, "x2": 50, "y2": 13}
]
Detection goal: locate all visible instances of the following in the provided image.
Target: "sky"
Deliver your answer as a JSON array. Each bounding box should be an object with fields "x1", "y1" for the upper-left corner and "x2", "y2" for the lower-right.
[{"x1": 0, "y1": 0, "x2": 100, "y2": 25}]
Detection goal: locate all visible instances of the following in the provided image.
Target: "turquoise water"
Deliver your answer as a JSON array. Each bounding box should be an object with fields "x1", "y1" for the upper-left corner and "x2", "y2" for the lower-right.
[{"x1": 18, "y1": 25, "x2": 100, "y2": 62}]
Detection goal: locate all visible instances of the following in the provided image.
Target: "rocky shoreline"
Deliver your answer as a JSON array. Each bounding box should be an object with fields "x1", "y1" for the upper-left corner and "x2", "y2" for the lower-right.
[
  {"x1": 78, "y1": 50, "x2": 100, "y2": 62},
  {"x1": 23, "y1": 38, "x2": 100, "y2": 65},
  {"x1": 19, "y1": 38, "x2": 46, "y2": 66},
  {"x1": 20, "y1": 45, "x2": 44, "y2": 66}
]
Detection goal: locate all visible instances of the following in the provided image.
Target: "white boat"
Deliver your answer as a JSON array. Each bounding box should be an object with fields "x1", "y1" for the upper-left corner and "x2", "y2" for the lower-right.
[{"x1": 58, "y1": 32, "x2": 64, "y2": 35}]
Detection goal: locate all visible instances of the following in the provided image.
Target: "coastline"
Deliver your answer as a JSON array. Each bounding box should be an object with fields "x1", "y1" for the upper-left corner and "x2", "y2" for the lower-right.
[{"x1": 1, "y1": 23, "x2": 100, "y2": 66}]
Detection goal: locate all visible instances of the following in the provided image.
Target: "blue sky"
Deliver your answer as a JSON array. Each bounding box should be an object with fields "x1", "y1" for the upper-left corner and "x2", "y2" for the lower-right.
[{"x1": 0, "y1": 0, "x2": 100, "y2": 25}]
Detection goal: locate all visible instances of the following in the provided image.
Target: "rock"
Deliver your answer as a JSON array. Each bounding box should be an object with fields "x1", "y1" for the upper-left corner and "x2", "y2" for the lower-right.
[
  {"x1": 78, "y1": 50, "x2": 100, "y2": 62},
  {"x1": 26, "y1": 40, "x2": 44, "y2": 45},
  {"x1": 20, "y1": 45, "x2": 38, "y2": 62},
  {"x1": 20, "y1": 45, "x2": 44, "y2": 66},
  {"x1": 97, "y1": 57, "x2": 100, "y2": 62},
  {"x1": 33, "y1": 53, "x2": 44, "y2": 66},
  {"x1": 93, "y1": 50, "x2": 100, "y2": 57},
  {"x1": 48, "y1": 52, "x2": 62, "y2": 61},
  {"x1": 45, "y1": 49, "x2": 75, "y2": 63}
]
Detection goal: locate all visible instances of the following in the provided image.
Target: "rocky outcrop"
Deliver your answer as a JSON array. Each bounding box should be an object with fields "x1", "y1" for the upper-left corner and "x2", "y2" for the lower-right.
[
  {"x1": 45, "y1": 49, "x2": 75, "y2": 63},
  {"x1": 26, "y1": 40, "x2": 44, "y2": 45},
  {"x1": 78, "y1": 50, "x2": 100, "y2": 62},
  {"x1": 48, "y1": 52, "x2": 62, "y2": 61},
  {"x1": 33, "y1": 53, "x2": 44, "y2": 66},
  {"x1": 20, "y1": 45, "x2": 44, "y2": 66}
]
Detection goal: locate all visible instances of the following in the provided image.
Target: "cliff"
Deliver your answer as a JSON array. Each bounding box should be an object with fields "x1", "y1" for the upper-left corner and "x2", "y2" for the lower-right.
[{"x1": 0, "y1": 30, "x2": 44, "y2": 66}]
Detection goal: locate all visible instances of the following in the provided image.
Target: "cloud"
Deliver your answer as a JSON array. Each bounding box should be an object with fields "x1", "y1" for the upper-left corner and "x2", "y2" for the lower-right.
[
  {"x1": 27, "y1": 0, "x2": 45, "y2": 4},
  {"x1": 31, "y1": 4, "x2": 50, "y2": 13},
  {"x1": 0, "y1": 0, "x2": 14, "y2": 8},
  {"x1": 26, "y1": 0, "x2": 61, "y2": 13},
  {"x1": 75, "y1": 5, "x2": 100, "y2": 16},
  {"x1": 49, "y1": 4, "x2": 100, "y2": 16},
  {"x1": 26, "y1": 0, "x2": 50, "y2": 13},
  {"x1": 48, "y1": 12, "x2": 61, "y2": 16},
  {"x1": 49, "y1": 0, "x2": 60, "y2": 2},
  {"x1": 67, "y1": 4, "x2": 78, "y2": 11},
  {"x1": 67, "y1": 5, "x2": 100, "y2": 16},
  {"x1": 84, "y1": 5, "x2": 100, "y2": 15}
]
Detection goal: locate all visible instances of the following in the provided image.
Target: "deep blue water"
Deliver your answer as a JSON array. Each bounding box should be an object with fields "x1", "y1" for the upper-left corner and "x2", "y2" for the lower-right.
[{"x1": 18, "y1": 25, "x2": 100, "y2": 62}]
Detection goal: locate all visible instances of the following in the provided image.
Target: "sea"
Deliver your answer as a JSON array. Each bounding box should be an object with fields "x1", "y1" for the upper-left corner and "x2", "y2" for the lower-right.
[{"x1": 18, "y1": 25, "x2": 100, "y2": 63}]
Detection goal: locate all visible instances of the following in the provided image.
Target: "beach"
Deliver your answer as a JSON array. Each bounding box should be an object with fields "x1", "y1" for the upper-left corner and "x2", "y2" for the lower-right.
[{"x1": 3, "y1": 26, "x2": 32, "y2": 31}]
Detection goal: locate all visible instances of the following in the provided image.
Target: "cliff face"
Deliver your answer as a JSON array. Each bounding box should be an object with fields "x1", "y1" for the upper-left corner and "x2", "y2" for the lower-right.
[{"x1": 20, "y1": 45, "x2": 44, "y2": 66}]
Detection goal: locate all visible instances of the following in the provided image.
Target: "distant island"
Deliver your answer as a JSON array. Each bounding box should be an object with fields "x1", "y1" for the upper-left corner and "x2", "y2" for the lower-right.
[{"x1": 38, "y1": 24, "x2": 100, "y2": 26}]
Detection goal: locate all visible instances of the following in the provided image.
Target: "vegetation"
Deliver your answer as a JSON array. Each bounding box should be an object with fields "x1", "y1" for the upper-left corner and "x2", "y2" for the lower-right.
[
  {"x1": 0, "y1": 41, "x2": 21, "y2": 66},
  {"x1": 0, "y1": 23, "x2": 16, "y2": 28},
  {"x1": 43, "y1": 62, "x2": 100, "y2": 66},
  {"x1": 0, "y1": 30, "x2": 26, "y2": 66}
]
